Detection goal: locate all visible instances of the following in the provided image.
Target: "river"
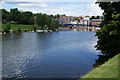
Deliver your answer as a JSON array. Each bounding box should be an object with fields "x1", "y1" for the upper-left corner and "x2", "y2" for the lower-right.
[{"x1": 2, "y1": 31, "x2": 101, "y2": 78}]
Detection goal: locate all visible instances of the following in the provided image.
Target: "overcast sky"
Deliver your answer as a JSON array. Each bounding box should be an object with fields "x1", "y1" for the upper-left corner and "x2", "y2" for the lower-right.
[{"x1": 1, "y1": 0, "x2": 104, "y2": 16}]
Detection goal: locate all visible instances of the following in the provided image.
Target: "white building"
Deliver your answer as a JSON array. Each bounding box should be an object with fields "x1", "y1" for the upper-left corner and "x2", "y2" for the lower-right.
[
  {"x1": 83, "y1": 16, "x2": 90, "y2": 25},
  {"x1": 71, "y1": 20, "x2": 78, "y2": 24}
]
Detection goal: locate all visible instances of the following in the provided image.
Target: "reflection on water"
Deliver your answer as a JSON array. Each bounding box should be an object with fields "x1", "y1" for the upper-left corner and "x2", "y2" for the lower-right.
[{"x1": 2, "y1": 31, "x2": 101, "y2": 78}]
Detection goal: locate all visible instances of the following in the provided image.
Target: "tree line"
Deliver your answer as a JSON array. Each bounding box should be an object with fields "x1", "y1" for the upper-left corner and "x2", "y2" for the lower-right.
[
  {"x1": 1, "y1": 8, "x2": 63, "y2": 31},
  {"x1": 2, "y1": 8, "x2": 34, "y2": 25}
]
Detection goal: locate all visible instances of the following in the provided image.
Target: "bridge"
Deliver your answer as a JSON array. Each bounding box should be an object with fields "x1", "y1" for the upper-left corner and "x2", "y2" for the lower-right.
[
  {"x1": 59, "y1": 23, "x2": 101, "y2": 32},
  {"x1": 60, "y1": 23, "x2": 100, "y2": 27}
]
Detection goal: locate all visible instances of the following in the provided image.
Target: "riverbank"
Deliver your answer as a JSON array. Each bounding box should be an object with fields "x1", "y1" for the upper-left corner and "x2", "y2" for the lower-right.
[
  {"x1": 2, "y1": 24, "x2": 37, "y2": 32},
  {"x1": 81, "y1": 53, "x2": 119, "y2": 78},
  {"x1": 2, "y1": 24, "x2": 64, "y2": 33},
  {"x1": 1, "y1": 24, "x2": 99, "y2": 33}
]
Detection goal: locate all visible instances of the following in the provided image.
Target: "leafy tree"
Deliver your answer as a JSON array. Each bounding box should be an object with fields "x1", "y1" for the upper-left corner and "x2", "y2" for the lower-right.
[
  {"x1": 36, "y1": 13, "x2": 59, "y2": 30},
  {"x1": 2, "y1": 9, "x2": 12, "y2": 23},
  {"x1": 96, "y1": 16, "x2": 100, "y2": 19},
  {"x1": 90, "y1": 16, "x2": 101, "y2": 19},
  {"x1": 90, "y1": 16, "x2": 96, "y2": 19},
  {"x1": 73, "y1": 18, "x2": 80, "y2": 21},
  {"x1": 29, "y1": 16, "x2": 34, "y2": 25},
  {"x1": 3, "y1": 23, "x2": 11, "y2": 32},
  {"x1": 20, "y1": 11, "x2": 34, "y2": 24},
  {"x1": 36, "y1": 13, "x2": 45, "y2": 28},
  {"x1": 54, "y1": 14, "x2": 60, "y2": 18},
  {"x1": 10, "y1": 8, "x2": 21, "y2": 23},
  {"x1": 2, "y1": 8, "x2": 59, "y2": 31},
  {"x1": 95, "y1": 2, "x2": 120, "y2": 56}
]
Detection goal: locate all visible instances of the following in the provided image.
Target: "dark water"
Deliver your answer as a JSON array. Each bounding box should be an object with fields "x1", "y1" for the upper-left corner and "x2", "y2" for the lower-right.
[{"x1": 2, "y1": 31, "x2": 100, "y2": 78}]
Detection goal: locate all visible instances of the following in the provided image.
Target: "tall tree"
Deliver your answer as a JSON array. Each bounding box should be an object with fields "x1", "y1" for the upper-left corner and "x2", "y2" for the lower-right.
[
  {"x1": 20, "y1": 11, "x2": 34, "y2": 24},
  {"x1": 36, "y1": 13, "x2": 59, "y2": 30},
  {"x1": 10, "y1": 8, "x2": 21, "y2": 23},
  {"x1": 2, "y1": 9, "x2": 11, "y2": 23},
  {"x1": 90, "y1": 16, "x2": 96, "y2": 19},
  {"x1": 95, "y1": 2, "x2": 120, "y2": 56}
]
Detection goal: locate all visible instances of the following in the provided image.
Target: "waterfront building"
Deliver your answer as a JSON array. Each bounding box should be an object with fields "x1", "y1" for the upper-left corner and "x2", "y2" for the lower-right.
[{"x1": 90, "y1": 19, "x2": 102, "y2": 27}]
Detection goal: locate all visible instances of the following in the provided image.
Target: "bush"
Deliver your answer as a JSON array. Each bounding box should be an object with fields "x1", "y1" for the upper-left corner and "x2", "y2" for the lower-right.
[{"x1": 3, "y1": 23, "x2": 11, "y2": 32}]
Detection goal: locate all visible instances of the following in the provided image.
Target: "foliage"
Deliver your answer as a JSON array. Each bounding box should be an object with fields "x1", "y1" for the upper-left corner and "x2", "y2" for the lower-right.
[
  {"x1": 1, "y1": 8, "x2": 60, "y2": 31},
  {"x1": 73, "y1": 18, "x2": 80, "y2": 21},
  {"x1": 1, "y1": 8, "x2": 34, "y2": 25},
  {"x1": 2, "y1": 9, "x2": 12, "y2": 23},
  {"x1": 95, "y1": 2, "x2": 120, "y2": 56},
  {"x1": 90, "y1": 16, "x2": 101, "y2": 19},
  {"x1": 2, "y1": 23, "x2": 11, "y2": 32},
  {"x1": 2, "y1": 24, "x2": 37, "y2": 32},
  {"x1": 36, "y1": 13, "x2": 59, "y2": 30}
]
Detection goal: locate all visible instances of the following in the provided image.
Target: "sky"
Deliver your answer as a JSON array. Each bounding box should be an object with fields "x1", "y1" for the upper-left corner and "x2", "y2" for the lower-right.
[{"x1": 0, "y1": 0, "x2": 104, "y2": 16}]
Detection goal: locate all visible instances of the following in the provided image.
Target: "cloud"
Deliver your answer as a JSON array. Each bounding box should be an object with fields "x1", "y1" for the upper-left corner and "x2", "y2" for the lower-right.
[
  {"x1": 17, "y1": 2, "x2": 103, "y2": 16},
  {"x1": 1, "y1": 0, "x2": 103, "y2": 16},
  {"x1": 2, "y1": 0, "x2": 97, "y2": 3},
  {"x1": 18, "y1": 3, "x2": 48, "y2": 7},
  {"x1": 3, "y1": 0, "x2": 44, "y2": 3}
]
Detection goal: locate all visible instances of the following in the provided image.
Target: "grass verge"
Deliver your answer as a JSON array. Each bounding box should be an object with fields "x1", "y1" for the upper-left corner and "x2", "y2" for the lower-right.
[
  {"x1": 81, "y1": 53, "x2": 119, "y2": 78},
  {"x1": 2, "y1": 24, "x2": 37, "y2": 32}
]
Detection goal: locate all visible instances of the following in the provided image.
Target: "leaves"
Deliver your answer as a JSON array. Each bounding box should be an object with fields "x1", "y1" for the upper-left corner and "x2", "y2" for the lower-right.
[
  {"x1": 95, "y1": 2, "x2": 120, "y2": 55},
  {"x1": 36, "y1": 13, "x2": 59, "y2": 30}
]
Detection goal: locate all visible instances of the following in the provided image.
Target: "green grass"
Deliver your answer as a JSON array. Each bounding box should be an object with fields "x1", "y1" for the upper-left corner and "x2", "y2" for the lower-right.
[
  {"x1": 2, "y1": 24, "x2": 37, "y2": 31},
  {"x1": 81, "y1": 53, "x2": 119, "y2": 78}
]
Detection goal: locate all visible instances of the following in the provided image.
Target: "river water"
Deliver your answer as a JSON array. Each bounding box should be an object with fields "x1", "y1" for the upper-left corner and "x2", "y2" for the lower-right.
[{"x1": 2, "y1": 31, "x2": 100, "y2": 78}]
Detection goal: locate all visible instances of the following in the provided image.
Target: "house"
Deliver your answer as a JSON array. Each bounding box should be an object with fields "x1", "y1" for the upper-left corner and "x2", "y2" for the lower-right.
[
  {"x1": 83, "y1": 16, "x2": 90, "y2": 25},
  {"x1": 90, "y1": 19, "x2": 102, "y2": 27},
  {"x1": 58, "y1": 16, "x2": 77, "y2": 24},
  {"x1": 79, "y1": 16, "x2": 90, "y2": 25}
]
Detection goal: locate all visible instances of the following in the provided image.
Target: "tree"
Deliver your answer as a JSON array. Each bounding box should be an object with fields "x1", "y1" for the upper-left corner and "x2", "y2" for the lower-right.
[
  {"x1": 10, "y1": 8, "x2": 21, "y2": 23},
  {"x1": 35, "y1": 13, "x2": 59, "y2": 30},
  {"x1": 96, "y1": 16, "x2": 100, "y2": 19},
  {"x1": 2, "y1": 9, "x2": 12, "y2": 23},
  {"x1": 95, "y1": 2, "x2": 120, "y2": 56},
  {"x1": 3, "y1": 23, "x2": 11, "y2": 32},
  {"x1": 20, "y1": 11, "x2": 34, "y2": 24},
  {"x1": 36, "y1": 13, "x2": 45, "y2": 29},
  {"x1": 90, "y1": 16, "x2": 96, "y2": 19}
]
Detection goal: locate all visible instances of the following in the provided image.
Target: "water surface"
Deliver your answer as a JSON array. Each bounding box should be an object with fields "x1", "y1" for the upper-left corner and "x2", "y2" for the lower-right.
[{"x1": 2, "y1": 31, "x2": 100, "y2": 78}]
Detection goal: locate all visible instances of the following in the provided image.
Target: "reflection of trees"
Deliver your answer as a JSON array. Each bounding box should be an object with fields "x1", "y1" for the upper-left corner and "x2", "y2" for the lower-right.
[{"x1": 93, "y1": 54, "x2": 116, "y2": 68}]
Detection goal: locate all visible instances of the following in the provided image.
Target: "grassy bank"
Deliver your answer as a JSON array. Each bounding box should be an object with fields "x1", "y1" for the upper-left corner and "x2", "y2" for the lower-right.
[
  {"x1": 82, "y1": 54, "x2": 119, "y2": 78},
  {"x1": 2, "y1": 24, "x2": 63, "y2": 32},
  {"x1": 2, "y1": 24, "x2": 37, "y2": 32}
]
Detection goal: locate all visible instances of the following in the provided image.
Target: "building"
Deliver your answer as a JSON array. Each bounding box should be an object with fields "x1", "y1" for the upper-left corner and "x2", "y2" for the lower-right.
[
  {"x1": 90, "y1": 19, "x2": 102, "y2": 27},
  {"x1": 79, "y1": 16, "x2": 90, "y2": 25},
  {"x1": 58, "y1": 16, "x2": 77, "y2": 24}
]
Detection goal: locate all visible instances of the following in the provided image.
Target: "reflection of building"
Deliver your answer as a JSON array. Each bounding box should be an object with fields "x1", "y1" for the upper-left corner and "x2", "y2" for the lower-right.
[{"x1": 90, "y1": 19, "x2": 102, "y2": 26}]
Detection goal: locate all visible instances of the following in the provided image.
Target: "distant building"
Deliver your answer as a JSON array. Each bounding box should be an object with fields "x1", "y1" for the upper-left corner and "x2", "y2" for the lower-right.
[
  {"x1": 71, "y1": 21, "x2": 78, "y2": 24},
  {"x1": 58, "y1": 16, "x2": 77, "y2": 24},
  {"x1": 83, "y1": 16, "x2": 90, "y2": 25},
  {"x1": 84, "y1": 16, "x2": 90, "y2": 21},
  {"x1": 90, "y1": 19, "x2": 102, "y2": 26},
  {"x1": 79, "y1": 16, "x2": 90, "y2": 25},
  {"x1": 58, "y1": 15, "x2": 102, "y2": 28}
]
